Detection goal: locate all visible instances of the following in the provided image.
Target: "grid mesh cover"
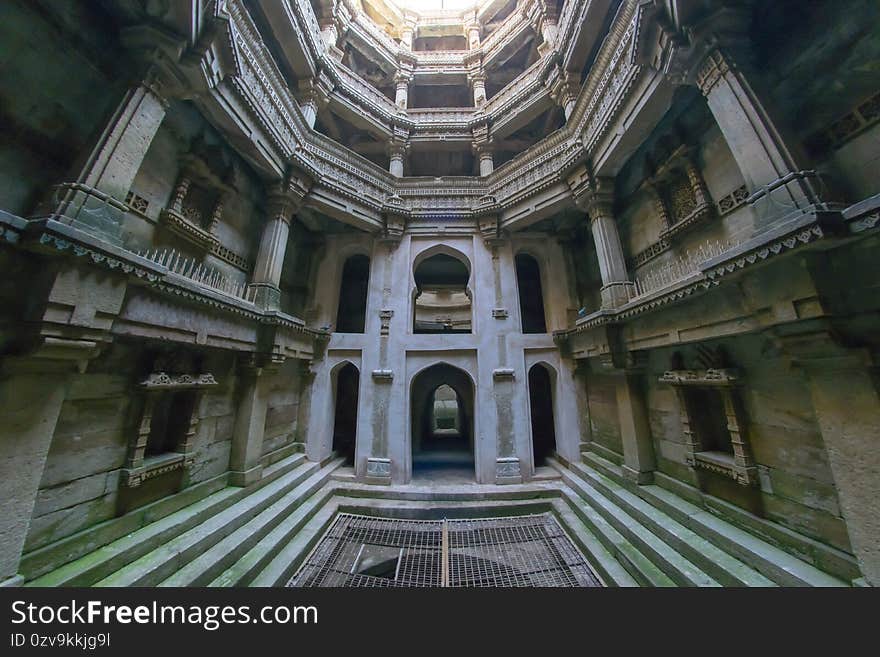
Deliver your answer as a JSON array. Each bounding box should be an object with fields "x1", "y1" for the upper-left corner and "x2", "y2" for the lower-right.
[{"x1": 288, "y1": 512, "x2": 602, "y2": 588}]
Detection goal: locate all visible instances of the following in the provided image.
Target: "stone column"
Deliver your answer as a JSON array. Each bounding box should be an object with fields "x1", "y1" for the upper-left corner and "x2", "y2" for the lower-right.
[
  {"x1": 389, "y1": 141, "x2": 407, "y2": 178},
  {"x1": 394, "y1": 75, "x2": 410, "y2": 110},
  {"x1": 782, "y1": 336, "x2": 880, "y2": 585},
  {"x1": 475, "y1": 144, "x2": 494, "y2": 177},
  {"x1": 298, "y1": 79, "x2": 328, "y2": 129},
  {"x1": 400, "y1": 15, "x2": 416, "y2": 50},
  {"x1": 248, "y1": 177, "x2": 308, "y2": 309},
  {"x1": 465, "y1": 17, "x2": 481, "y2": 50},
  {"x1": 580, "y1": 178, "x2": 635, "y2": 309},
  {"x1": 36, "y1": 69, "x2": 170, "y2": 244},
  {"x1": 229, "y1": 361, "x2": 275, "y2": 486},
  {"x1": 551, "y1": 72, "x2": 578, "y2": 120},
  {"x1": 693, "y1": 46, "x2": 825, "y2": 229},
  {"x1": 471, "y1": 74, "x2": 487, "y2": 107}
]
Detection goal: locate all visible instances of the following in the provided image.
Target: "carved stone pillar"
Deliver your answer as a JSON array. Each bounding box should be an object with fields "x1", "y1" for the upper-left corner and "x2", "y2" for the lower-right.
[
  {"x1": 692, "y1": 43, "x2": 825, "y2": 229},
  {"x1": 319, "y1": 19, "x2": 338, "y2": 53},
  {"x1": 551, "y1": 70, "x2": 578, "y2": 120},
  {"x1": 394, "y1": 74, "x2": 410, "y2": 110},
  {"x1": 474, "y1": 143, "x2": 494, "y2": 177},
  {"x1": 389, "y1": 140, "x2": 408, "y2": 178},
  {"x1": 297, "y1": 79, "x2": 328, "y2": 129},
  {"x1": 537, "y1": 11, "x2": 559, "y2": 56},
  {"x1": 400, "y1": 15, "x2": 416, "y2": 50},
  {"x1": 470, "y1": 73, "x2": 487, "y2": 107},
  {"x1": 647, "y1": 182, "x2": 673, "y2": 229},
  {"x1": 34, "y1": 68, "x2": 171, "y2": 244},
  {"x1": 576, "y1": 176, "x2": 635, "y2": 309},
  {"x1": 248, "y1": 175, "x2": 310, "y2": 309},
  {"x1": 464, "y1": 15, "x2": 481, "y2": 49}
]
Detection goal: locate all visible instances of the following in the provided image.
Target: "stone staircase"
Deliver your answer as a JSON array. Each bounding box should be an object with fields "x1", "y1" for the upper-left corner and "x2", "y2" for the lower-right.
[
  {"x1": 548, "y1": 454, "x2": 848, "y2": 587},
  {"x1": 24, "y1": 450, "x2": 854, "y2": 588},
  {"x1": 27, "y1": 453, "x2": 344, "y2": 587}
]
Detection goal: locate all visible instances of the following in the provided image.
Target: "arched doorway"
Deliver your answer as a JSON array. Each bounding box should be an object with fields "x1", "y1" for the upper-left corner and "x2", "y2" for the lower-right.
[
  {"x1": 410, "y1": 363, "x2": 475, "y2": 481},
  {"x1": 413, "y1": 252, "x2": 472, "y2": 333},
  {"x1": 331, "y1": 363, "x2": 359, "y2": 465},
  {"x1": 335, "y1": 255, "x2": 370, "y2": 333},
  {"x1": 528, "y1": 363, "x2": 557, "y2": 467},
  {"x1": 516, "y1": 253, "x2": 547, "y2": 334}
]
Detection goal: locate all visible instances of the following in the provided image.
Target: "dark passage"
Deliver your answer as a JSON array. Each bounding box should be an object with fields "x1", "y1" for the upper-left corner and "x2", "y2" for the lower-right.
[
  {"x1": 335, "y1": 255, "x2": 370, "y2": 333},
  {"x1": 332, "y1": 363, "x2": 360, "y2": 465},
  {"x1": 411, "y1": 364, "x2": 475, "y2": 481},
  {"x1": 516, "y1": 253, "x2": 547, "y2": 334},
  {"x1": 528, "y1": 364, "x2": 557, "y2": 466}
]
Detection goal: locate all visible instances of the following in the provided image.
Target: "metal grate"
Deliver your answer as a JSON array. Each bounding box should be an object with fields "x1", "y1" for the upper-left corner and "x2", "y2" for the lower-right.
[{"x1": 288, "y1": 512, "x2": 602, "y2": 588}]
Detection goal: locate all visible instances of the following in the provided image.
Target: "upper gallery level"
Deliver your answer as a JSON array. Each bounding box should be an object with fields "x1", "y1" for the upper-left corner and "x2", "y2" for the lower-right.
[{"x1": 247, "y1": 0, "x2": 614, "y2": 175}]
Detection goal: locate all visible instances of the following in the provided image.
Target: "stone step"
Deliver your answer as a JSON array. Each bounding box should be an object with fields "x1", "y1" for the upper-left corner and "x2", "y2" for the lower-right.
[
  {"x1": 248, "y1": 498, "x2": 342, "y2": 587},
  {"x1": 558, "y1": 478, "x2": 716, "y2": 587},
  {"x1": 549, "y1": 499, "x2": 639, "y2": 587},
  {"x1": 209, "y1": 484, "x2": 339, "y2": 587},
  {"x1": 261, "y1": 442, "x2": 304, "y2": 468},
  {"x1": 93, "y1": 457, "x2": 325, "y2": 587},
  {"x1": 557, "y1": 485, "x2": 676, "y2": 587},
  {"x1": 26, "y1": 453, "x2": 308, "y2": 587},
  {"x1": 578, "y1": 453, "x2": 848, "y2": 587},
  {"x1": 160, "y1": 460, "x2": 344, "y2": 586},
  {"x1": 336, "y1": 480, "x2": 560, "y2": 502},
  {"x1": 553, "y1": 458, "x2": 774, "y2": 587}
]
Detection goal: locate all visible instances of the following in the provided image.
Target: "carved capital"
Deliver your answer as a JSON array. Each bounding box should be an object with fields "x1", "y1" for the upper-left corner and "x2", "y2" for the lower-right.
[
  {"x1": 266, "y1": 172, "x2": 310, "y2": 224},
  {"x1": 569, "y1": 165, "x2": 615, "y2": 219}
]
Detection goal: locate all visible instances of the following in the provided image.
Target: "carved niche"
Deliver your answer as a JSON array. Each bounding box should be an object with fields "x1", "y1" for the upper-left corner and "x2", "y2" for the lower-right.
[
  {"x1": 159, "y1": 136, "x2": 238, "y2": 252},
  {"x1": 645, "y1": 137, "x2": 715, "y2": 242},
  {"x1": 122, "y1": 350, "x2": 218, "y2": 489},
  {"x1": 659, "y1": 348, "x2": 758, "y2": 487}
]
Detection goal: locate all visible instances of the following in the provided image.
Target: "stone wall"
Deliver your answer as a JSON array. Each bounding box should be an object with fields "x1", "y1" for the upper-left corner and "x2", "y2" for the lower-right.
[
  {"x1": 23, "y1": 346, "x2": 240, "y2": 553},
  {"x1": 642, "y1": 337, "x2": 850, "y2": 553},
  {"x1": 262, "y1": 359, "x2": 304, "y2": 456},
  {"x1": 0, "y1": 1, "x2": 126, "y2": 215}
]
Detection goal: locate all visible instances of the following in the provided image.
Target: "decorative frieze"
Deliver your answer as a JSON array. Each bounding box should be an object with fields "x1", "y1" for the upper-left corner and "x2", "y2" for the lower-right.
[
  {"x1": 806, "y1": 89, "x2": 880, "y2": 155},
  {"x1": 140, "y1": 372, "x2": 219, "y2": 389}
]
